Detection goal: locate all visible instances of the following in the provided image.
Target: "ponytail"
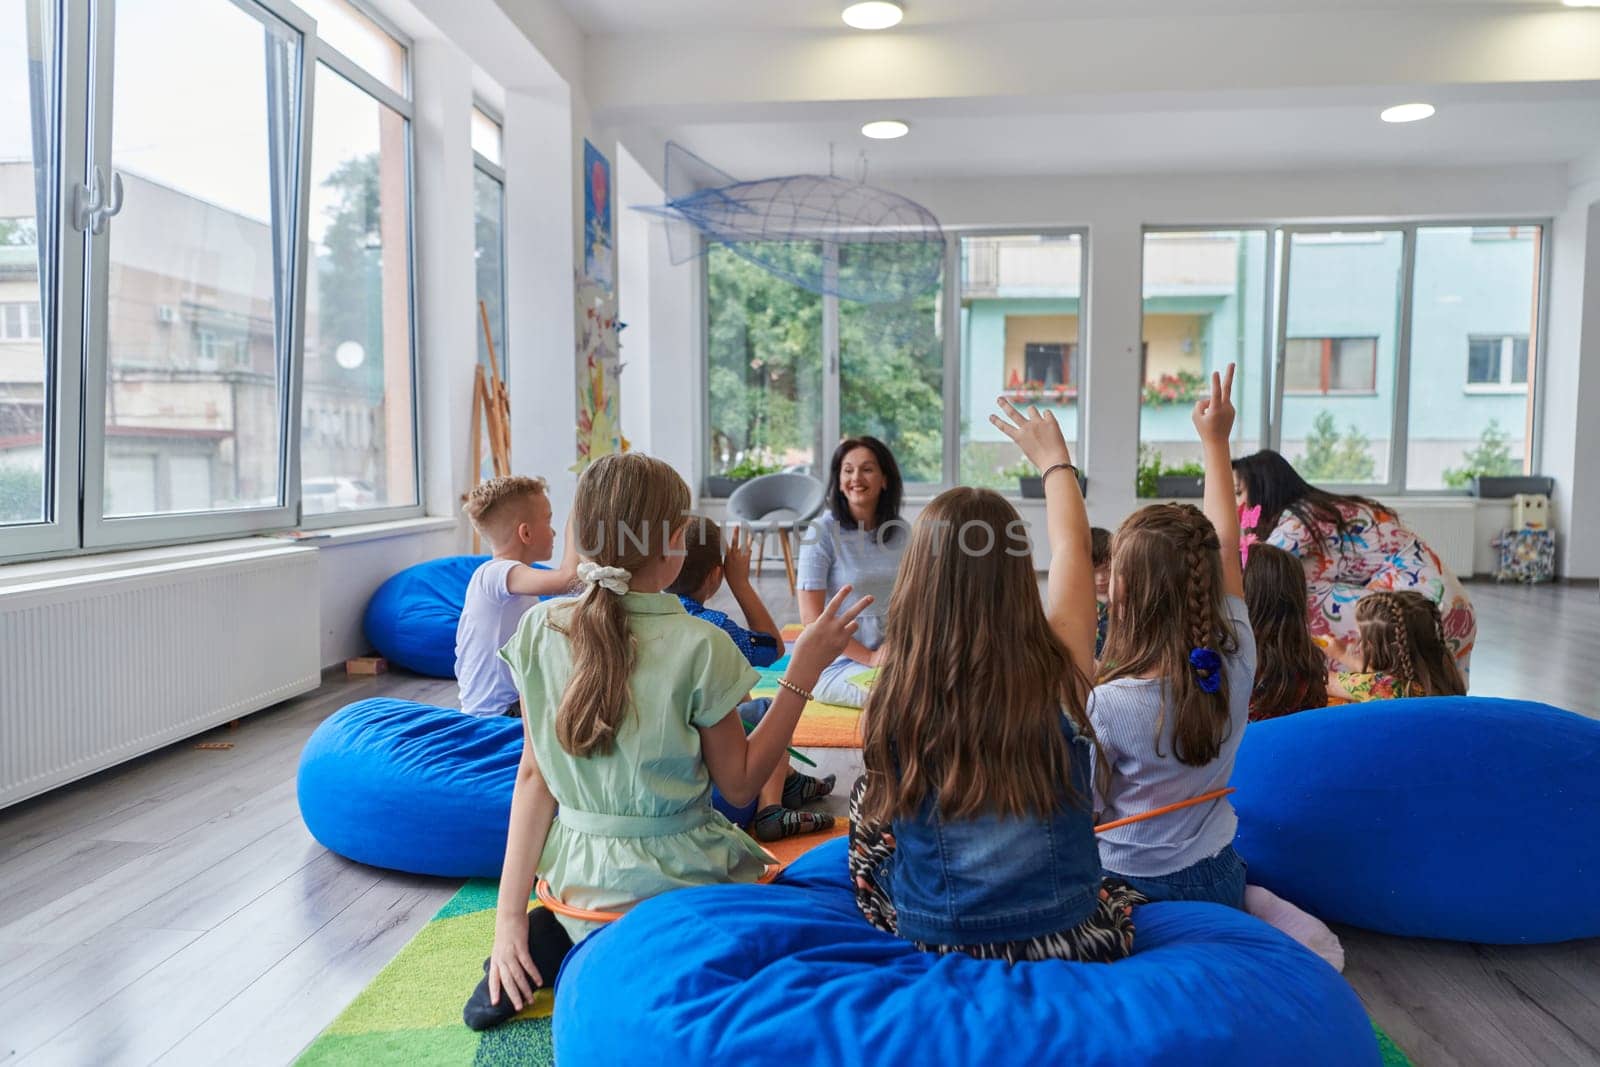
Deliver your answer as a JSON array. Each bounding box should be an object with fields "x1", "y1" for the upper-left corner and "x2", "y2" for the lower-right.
[{"x1": 553, "y1": 452, "x2": 690, "y2": 757}]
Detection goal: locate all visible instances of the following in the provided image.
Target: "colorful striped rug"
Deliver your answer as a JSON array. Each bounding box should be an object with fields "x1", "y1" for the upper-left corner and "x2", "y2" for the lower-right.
[
  {"x1": 751, "y1": 653, "x2": 867, "y2": 748},
  {"x1": 298, "y1": 856, "x2": 1410, "y2": 1066}
]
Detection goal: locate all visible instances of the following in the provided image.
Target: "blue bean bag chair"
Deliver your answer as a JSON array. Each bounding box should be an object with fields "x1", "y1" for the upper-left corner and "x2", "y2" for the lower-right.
[
  {"x1": 298, "y1": 699, "x2": 758, "y2": 878},
  {"x1": 362, "y1": 555, "x2": 491, "y2": 677},
  {"x1": 1233, "y1": 696, "x2": 1600, "y2": 944},
  {"x1": 554, "y1": 836, "x2": 1378, "y2": 1066}
]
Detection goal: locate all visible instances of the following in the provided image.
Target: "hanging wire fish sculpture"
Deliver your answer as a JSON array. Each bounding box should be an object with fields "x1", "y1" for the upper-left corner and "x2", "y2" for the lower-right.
[{"x1": 634, "y1": 141, "x2": 944, "y2": 304}]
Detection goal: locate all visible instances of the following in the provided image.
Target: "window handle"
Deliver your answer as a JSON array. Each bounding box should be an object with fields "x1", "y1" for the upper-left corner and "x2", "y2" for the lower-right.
[
  {"x1": 91, "y1": 171, "x2": 125, "y2": 235},
  {"x1": 73, "y1": 168, "x2": 104, "y2": 233}
]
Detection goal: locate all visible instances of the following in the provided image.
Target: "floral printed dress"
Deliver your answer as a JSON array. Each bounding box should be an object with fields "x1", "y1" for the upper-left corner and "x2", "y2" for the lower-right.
[{"x1": 1262, "y1": 503, "x2": 1476, "y2": 674}]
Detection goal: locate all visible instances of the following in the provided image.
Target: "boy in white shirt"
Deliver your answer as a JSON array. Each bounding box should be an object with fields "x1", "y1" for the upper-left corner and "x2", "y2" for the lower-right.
[{"x1": 455, "y1": 475, "x2": 578, "y2": 716}]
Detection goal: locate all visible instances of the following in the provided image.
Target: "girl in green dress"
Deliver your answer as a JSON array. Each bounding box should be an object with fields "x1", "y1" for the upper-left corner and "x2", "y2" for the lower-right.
[{"x1": 469, "y1": 452, "x2": 870, "y2": 1028}]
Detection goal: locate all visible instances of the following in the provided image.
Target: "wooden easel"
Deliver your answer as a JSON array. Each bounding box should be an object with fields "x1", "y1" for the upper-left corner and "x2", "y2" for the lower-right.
[{"x1": 469, "y1": 300, "x2": 512, "y2": 552}]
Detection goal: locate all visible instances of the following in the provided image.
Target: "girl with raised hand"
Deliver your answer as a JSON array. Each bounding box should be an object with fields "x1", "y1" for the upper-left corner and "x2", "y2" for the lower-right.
[
  {"x1": 1325, "y1": 590, "x2": 1467, "y2": 702},
  {"x1": 464, "y1": 452, "x2": 870, "y2": 1029},
  {"x1": 847, "y1": 399, "x2": 1143, "y2": 964},
  {"x1": 1091, "y1": 364, "x2": 1256, "y2": 909}
]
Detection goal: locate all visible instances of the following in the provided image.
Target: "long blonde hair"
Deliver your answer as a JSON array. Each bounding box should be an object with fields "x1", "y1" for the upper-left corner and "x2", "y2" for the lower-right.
[
  {"x1": 1099, "y1": 503, "x2": 1238, "y2": 766},
  {"x1": 555, "y1": 453, "x2": 689, "y2": 757},
  {"x1": 859, "y1": 488, "x2": 1097, "y2": 823},
  {"x1": 1355, "y1": 591, "x2": 1466, "y2": 698}
]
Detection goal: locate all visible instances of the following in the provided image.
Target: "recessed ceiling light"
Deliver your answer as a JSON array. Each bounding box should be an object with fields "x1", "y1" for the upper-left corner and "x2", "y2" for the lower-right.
[
  {"x1": 861, "y1": 119, "x2": 910, "y2": 139},
  {"x1": 841, "y1": 2, "x2": 904, "y2": 30},
  {"x1": 1380, "y1": 102, "x2": 1436, "y2": 123}
]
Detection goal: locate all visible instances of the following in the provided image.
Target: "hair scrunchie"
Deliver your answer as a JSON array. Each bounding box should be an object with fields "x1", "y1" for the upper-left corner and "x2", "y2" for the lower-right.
[
  {"x1": 577, "y1": 561, "x2": 631, "y2": 596},
  {"x1": 1189, "y1": 647, "x2": 1223, "y2": 694}
]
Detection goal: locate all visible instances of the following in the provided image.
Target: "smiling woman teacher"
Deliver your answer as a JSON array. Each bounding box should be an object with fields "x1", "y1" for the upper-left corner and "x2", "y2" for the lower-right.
[{"x1": 796, "y1": 437, "x2": 907, "y2": 708}]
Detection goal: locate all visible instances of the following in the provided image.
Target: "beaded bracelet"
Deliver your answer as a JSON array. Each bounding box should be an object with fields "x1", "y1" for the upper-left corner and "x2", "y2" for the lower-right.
[
  {"x1": 777, "y1": 677, "x2": 814, "y2": 703},
  {"x1": 1041, "y1": 461, "x2": 1078, "y2": 486}
]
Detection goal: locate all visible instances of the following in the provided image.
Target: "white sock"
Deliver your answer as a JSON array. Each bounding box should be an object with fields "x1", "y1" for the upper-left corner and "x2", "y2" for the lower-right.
[{"x1": 1245, "y1": 884, "x2": 1345, "y2": 972}]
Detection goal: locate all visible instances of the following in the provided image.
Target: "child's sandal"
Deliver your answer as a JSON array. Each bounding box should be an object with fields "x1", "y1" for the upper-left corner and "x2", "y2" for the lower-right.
[
  {"x1": 782, "y1": 769, "x2": 836, "y2": 809},
  {"x1": 752, "y1": 804, "x2": 835, "y2": 842}
]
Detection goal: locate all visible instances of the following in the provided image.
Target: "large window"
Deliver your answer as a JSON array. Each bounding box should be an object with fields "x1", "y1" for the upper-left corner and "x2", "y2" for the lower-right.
[
  {"x1": 1, "y1": 0, "x2": 56, "y2": 535},
  {"x1": 1139, "y1": 230, "x2": 1269, "y2": 495},
  {"x1": 299, "y1": 10, "x2": 417, "y2": 518},
  {"x1": 473, "y1": 108, "x2": 506, "y2": 379},
  {"x1": 705, "y1": 243, "x2": 824, "y2": 479},
  {"x1": 2, "y1": 0, "x2": 422, "y2": 562},
  {"x1": 705, "y1": 239, "x2": 947, "y2": 488},
  {"x1": 1406, "y1": 225, "x2": 1542, "y2": 490},
  {"x1": 96, "y1": 0, "x2": 298, "y2": 520},
  {"x1": 1139, "y1": 223, "x2": 1546, "y2": 495},
  {"x1": 958, "y1": 232, "x2": 1085, "y2": 490}
]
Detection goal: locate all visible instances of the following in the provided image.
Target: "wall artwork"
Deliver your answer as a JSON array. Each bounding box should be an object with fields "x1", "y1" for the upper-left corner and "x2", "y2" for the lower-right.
[
  {"x1": 583, "y1": 139, "x2": 614, "y2": 291},
  {"x1": 572, "y1": 272, "x2": 627, "y2": 472}
]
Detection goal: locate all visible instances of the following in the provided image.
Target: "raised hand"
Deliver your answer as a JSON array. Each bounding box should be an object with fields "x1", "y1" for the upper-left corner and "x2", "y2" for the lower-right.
[
  {"x1": 722, "y1": 522, "x2": 752, "y2": 588},
  {"x1": 989, "y1": 397, "x2": 1071, "y2": 472},
  {"x1": 1192, "y1": 362, "x2": 1237, "y2": 445},
  {"x1": 788, "y1": 585, "x2": 874, "y2": 685}
]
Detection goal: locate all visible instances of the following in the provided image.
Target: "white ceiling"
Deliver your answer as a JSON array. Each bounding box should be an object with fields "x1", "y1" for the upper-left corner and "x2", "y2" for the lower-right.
[
  {"x1": 646, "y1": 87, "x2": 1600, "y2": 182},
  {"x1": 558, "y1": 0, "x2": 1557, "y2": 35}
]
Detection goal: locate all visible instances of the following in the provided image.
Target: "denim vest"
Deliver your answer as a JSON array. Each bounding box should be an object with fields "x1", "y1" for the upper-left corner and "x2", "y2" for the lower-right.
[{"x1": 878, "y1": 719, "x2": 1102, "y2": 946}]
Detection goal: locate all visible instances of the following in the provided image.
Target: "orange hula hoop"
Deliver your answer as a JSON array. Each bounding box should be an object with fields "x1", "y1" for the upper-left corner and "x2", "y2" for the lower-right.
[
  {"x1": 536, "y1": 856, "x2": 784, "y2": 925},
  {"x1": 1093, "y1": 787, "x2": 1236, "y2": 834},
  {"x1": 535, "y1": 788, "x2": 1237, "y2": 925}
]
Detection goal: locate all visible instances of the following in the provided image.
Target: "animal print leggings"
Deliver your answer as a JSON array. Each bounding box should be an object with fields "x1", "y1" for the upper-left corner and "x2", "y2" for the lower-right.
[{"x1": 847, "y1": 777, "x2": 1143, "y2": 964}]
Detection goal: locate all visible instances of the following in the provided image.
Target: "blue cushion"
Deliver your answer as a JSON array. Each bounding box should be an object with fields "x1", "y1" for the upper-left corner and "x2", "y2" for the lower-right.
[
  {"x1": 554, "y1": 837, "x2": 1378, "y2": 1066},
  {"x1": 1233, "y1": 696, "x2": 1600, "y2": 944},
  {"x1": 362, "y1": 555, "x2": 490, "y2": 678},
  {"x1": 298, "y1": 698, "x2": 759, "y2": 879}
]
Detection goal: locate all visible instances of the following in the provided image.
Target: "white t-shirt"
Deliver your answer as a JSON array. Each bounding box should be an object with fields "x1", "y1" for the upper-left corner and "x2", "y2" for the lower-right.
[
  {"x1": 1088, "y1": 595, "x2": 1256, "y2": 878},
  {"x1": 455, "y1": 558, "x2": 540, "y2": 716}
]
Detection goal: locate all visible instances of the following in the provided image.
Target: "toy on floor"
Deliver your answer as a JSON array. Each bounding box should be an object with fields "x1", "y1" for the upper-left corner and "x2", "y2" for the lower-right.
[{"x1": 553, "y1": 836, "x2": 1382, "y2": 1066}]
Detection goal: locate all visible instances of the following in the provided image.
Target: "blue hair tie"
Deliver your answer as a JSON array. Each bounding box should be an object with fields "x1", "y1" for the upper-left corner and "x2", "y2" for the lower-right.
[{"x1": 1189, "y1": 647, "x2": 1223, "y2": 694}]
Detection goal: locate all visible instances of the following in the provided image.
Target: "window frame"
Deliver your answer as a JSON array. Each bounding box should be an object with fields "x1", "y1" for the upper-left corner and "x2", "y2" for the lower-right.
[
  {"x1": 471, "y1": 100, "x2": 508, "y2": 386},
  {"x1": 0, "y1": 0, "x2": 84, "y2": 561},
  {"x1": 1281, "y1": 335, "x2": 1380, "y2": 396},
  {"x1": 1463, "y1": 334, "x2": 1530, "y2": 393},
  {"x1": 1137, "y1": 225, "x2": 1278, "y2": 479},
  {"x1": 78, "y1": 0, "x2": 315, "y2": 549},
  {"x1": 948, "y1": 225, "x2": 1089, "y2": 495},
  {"x1": 295, "y1": 1, "x2": 423, "y2": 530}
]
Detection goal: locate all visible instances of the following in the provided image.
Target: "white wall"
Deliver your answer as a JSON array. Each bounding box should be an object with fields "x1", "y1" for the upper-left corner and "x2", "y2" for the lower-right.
[{"x1": 1540, "y1": 153, "x2": 1600, "y2": 578}]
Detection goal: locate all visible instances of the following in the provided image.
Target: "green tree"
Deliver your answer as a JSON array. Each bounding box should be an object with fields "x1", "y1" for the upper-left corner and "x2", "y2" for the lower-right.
[
  {"x1": 705, "y1": 243, "x2": 945, "y2": 481},
  {"x1": 1442, "y1": 419, "x2": 1518, "y2": 488},
  {"x1": 1294, "y1": 410, "x2": 1376, "y2": 482}
]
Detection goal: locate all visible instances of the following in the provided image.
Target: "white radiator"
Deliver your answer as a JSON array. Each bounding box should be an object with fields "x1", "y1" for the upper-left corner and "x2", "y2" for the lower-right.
[
  {"x1": 0, "y1": 545, "x2": 321, "y2": 809},
  {"x1": 1389, "y1": 499, "x2": 1478, "y2": 577}
]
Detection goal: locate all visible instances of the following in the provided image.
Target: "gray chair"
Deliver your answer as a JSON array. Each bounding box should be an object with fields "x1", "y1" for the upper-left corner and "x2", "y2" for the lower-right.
[{"x1": 725, "y1": 472, "x2": 825, "y2": 595}]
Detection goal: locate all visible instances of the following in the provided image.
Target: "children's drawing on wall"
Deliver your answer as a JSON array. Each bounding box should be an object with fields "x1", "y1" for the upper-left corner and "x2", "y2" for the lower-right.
[
  {"x1": 572, "y1": 272, "x2": 627, "y2": 472},
  {"x1": 583, "y1": 139, "x2": 614, "y2": 291}
]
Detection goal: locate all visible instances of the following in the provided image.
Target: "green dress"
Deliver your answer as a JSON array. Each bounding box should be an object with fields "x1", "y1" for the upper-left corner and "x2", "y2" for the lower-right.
[{"x1": 498, "y1": 591, "x2": 771, "y2": 939}]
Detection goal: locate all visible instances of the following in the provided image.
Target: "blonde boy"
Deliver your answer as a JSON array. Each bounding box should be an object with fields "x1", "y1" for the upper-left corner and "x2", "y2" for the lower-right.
[{"x1": 455, "y1": 476, "x2": 578, "y2": 716}]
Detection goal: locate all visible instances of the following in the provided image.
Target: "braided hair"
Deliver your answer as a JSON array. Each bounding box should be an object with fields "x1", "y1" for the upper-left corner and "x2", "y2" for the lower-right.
[
  {"x1": 1099, "y1": 504, "x2": 1240, "y2": 766},
  {"x1": 1355, "y1": 591, "x2": 1466, "y2": 699}
]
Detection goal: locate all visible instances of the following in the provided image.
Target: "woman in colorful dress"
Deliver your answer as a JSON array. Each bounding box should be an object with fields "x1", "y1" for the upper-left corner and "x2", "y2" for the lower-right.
[{"x1": 1231, "y1": 450, "x2": 1475, "y2": 676}]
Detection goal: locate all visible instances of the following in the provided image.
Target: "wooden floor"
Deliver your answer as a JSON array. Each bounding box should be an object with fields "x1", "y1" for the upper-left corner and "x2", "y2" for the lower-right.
[{"x1": 1, "y1": 575, "x2": 1597, "y2": 1066}]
